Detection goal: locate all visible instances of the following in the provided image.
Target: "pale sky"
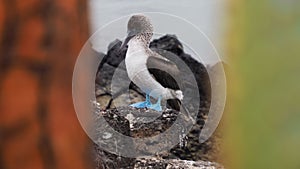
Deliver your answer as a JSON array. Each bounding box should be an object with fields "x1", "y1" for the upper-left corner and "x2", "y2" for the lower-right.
[{"x1": 88, "y1": 0, "x2": 227, "y2": 65}]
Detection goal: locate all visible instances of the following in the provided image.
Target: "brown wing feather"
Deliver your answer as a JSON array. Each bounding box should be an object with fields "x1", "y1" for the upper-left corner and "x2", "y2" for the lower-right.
[
  {"x1": 146, "y1": 51, "x2": 181, "y2": 90},
  {"x1": 146, "y1": 51, "x2": 182, "y2": 110}
]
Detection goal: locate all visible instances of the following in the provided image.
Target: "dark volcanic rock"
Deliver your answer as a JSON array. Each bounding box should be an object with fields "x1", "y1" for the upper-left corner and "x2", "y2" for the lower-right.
[
  {"x1": 94, "y1": 107, "x2": 135, "y2": 169},
  {"x1": 102, "y1": 39, "x2": 126, "y2": 68},
  {"x1": 93, "y1": 106, "x2": 223, "y2": 169},
  {"x1": 150, "y1": 34, "x2": 184, "y2": 56},
  {"x1": 135, "y1": 158, "x2": 224, "y2": 169}
]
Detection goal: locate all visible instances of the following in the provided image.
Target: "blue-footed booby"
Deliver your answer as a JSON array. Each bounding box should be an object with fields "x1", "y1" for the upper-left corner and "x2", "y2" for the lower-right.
[{"x1": 121, "y1": 14, "x2": 183, "y2": 111}]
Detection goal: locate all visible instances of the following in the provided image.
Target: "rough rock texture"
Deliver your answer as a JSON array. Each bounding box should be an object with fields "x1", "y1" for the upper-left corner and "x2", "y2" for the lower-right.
[
  {"x1": 94, "y1": 35, "x2": 224, "y2": 168},
  {"x1": 135, "y1": 158, "x2": 223, "y2": 169},
  {"x1": 94, "y1": 107, "x2": 223, "y2": 169}
]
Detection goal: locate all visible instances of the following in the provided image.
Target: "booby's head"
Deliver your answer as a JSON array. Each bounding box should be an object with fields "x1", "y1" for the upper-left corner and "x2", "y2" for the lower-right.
[{"x1": 120, "y1": 14, "x2": 154, "y2": 49}]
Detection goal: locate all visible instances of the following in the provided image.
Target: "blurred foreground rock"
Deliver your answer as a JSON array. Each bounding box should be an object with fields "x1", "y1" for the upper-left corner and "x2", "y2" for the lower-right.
[{"x1": 0, "y1": 1, "x2": 93, "y2": 169}]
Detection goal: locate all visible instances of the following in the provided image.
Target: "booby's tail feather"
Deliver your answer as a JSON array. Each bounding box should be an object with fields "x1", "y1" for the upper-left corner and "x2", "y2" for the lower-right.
[
  {"x1": 175, "y1": 90, "x2": 183, "y2": 100},
  {"x1": 168, "y1": 89, "x2": 183, "y2": 100}
]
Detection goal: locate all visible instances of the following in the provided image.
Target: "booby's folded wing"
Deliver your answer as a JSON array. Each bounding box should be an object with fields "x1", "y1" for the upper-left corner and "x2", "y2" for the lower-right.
[
  {"x1": 146, "y1": 50, "x2": 184, "y2": 110},
  {"x1": 146, "y1": 50, "x2": 181, "y2": 90}
]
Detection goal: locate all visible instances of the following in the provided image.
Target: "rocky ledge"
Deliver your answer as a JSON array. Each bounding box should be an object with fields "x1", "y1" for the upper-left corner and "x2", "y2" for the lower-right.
[{"x1": 94, "y1": 107, "x2": 223, "y2": 169}]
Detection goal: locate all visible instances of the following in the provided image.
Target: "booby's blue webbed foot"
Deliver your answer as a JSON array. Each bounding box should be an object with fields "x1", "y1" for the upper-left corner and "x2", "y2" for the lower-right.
[
  {"x1": 130, "y1": 95, "x2": 162, "y2": 111},
  {"x1": 147, "y1": 96, "x2": 162, "y2": 111},
  {"x1": 130, "y1": 94, "x2": 152, "y2": 108}
]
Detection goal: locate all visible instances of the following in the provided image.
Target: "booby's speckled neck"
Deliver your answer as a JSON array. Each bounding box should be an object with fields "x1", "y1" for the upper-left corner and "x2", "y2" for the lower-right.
[{"x1": 130, "y1": 33, "x2": 153, "y2": 48}]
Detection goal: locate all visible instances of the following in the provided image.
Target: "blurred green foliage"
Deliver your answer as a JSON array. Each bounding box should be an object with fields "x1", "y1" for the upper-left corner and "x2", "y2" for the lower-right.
[{"x1": 227, "y1": 0, "x2": 300, "y2": 169}]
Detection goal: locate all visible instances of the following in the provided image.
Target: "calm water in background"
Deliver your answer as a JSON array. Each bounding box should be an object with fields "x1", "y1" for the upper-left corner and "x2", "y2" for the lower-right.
[{"x1": 88, "y1": 0, "x2": 227, "y2": 64}]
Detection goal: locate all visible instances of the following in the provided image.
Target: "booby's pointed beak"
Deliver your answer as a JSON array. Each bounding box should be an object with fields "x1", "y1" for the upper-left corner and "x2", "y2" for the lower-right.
[{"x1": 120, "y1": 31, "x2": 136, "y2": 50}]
